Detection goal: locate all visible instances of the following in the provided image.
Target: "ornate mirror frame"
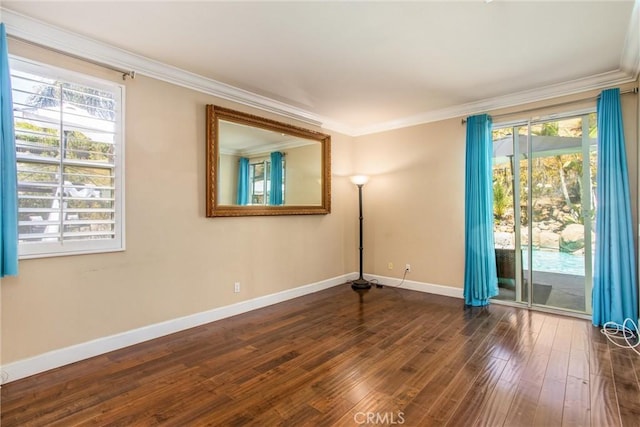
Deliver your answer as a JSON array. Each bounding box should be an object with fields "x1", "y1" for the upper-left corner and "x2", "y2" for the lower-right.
[{"x1": 206, "y1": 105, "x2": 331, "y2": 217}]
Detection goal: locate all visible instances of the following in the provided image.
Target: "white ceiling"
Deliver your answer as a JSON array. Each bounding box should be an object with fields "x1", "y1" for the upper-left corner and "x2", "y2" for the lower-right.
[{"x1": 2, "y1": 1, "x2": 639, "y2": 135}]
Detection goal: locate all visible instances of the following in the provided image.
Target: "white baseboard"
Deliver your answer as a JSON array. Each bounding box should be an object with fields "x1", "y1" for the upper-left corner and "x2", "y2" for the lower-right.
[
  {"x1": 1, "y1": 274, "x2": 353, "y2": 384},
  {"x1": 1, "y1": 272, "x2": 459, "y2": 383},
  {"x1": 365, "y1": 273, "x2": 464, "y2": 299}
]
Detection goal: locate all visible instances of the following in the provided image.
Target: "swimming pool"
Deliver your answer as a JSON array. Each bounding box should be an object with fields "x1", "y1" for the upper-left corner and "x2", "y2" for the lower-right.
[{"x1": 522, "y1": 248, "x2": 588, "y2": 276}]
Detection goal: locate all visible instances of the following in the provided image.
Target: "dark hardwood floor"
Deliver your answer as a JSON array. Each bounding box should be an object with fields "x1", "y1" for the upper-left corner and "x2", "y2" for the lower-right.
[{"x1": 2, "y1": 284, "x2": 640, "y2": 426}]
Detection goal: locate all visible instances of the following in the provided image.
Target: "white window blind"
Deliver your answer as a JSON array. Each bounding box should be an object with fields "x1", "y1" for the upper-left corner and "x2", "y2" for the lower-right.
[{"x1": 11, "y1": 57, "x2": 124, "y2": 258}]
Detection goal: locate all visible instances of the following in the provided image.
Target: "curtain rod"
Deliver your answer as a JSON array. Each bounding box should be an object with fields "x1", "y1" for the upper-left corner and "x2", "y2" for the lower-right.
[
  {"x1": 461, "y1": 87, "x2": 639, "y2": 125},
  {"x1": 237, "y1": 152, "x2": 287, "y2": 160},
  {"x1": 8, "y1": 35, "x2": 136, "y2": 81}
]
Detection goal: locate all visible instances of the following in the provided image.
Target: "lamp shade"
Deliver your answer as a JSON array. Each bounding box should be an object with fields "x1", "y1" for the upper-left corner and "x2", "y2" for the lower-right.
[{"x1": 350, "y1": 175, "x2": 369, "y2": 186}]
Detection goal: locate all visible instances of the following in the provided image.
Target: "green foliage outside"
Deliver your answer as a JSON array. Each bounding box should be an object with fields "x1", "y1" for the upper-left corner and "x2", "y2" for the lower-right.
[
  {"x1": 492, "y1": 113, "x2": 597, "y2": 230},
  {"x1": 493, "y1": 177, "x2": 510, "y2": 221}
]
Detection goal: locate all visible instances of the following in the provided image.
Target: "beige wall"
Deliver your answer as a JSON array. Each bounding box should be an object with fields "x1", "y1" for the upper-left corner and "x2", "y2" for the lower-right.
[
  {"x1": 1, "y1": 41, "x2": 356, "y2": 364},
  {"x1": 285, "y1": 143, "x2": 322, "y2": 205},
  {"x1": 218, "y1": 153, "x2": 239, "y2": 205},
  {"x1": 352, "y1": 118, "x2": 467, "y2": 287}
]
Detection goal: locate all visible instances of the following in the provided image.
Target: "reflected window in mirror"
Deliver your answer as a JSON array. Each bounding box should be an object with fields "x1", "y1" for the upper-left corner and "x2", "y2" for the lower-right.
[{"x1": 245, "y1": 156, "x2": 285, "y2": 206}]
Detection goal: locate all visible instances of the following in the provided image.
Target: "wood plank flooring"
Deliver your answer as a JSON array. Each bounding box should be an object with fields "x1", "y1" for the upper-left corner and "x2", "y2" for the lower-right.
[{"x1": 2, "y1": 285, "x2": 640, "y2": 426}]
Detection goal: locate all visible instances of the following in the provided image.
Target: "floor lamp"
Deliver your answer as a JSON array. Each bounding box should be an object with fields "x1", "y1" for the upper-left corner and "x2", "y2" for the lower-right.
[{"x1": 351, "y1": 175, "x2": 372, "y2": 290}]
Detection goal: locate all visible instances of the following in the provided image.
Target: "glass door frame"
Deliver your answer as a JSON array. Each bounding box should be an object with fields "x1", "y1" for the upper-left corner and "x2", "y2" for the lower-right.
[{"x1": 493, "y1": 109, "x2": 596, "y2": 314}]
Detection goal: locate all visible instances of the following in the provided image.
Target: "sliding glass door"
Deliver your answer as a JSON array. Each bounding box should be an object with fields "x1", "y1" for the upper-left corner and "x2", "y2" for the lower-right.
[{"x1": 492, "y1": 113, "x2": 596, "y2": 314}]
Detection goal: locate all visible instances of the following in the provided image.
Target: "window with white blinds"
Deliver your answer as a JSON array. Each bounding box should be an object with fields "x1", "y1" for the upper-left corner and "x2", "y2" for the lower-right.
[{"x1": 11, "y1": 57, "x2": 124, "y2": 258}]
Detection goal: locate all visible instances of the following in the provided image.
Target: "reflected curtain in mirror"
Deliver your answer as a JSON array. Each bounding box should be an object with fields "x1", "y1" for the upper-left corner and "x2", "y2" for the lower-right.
[
  {"x1": 237, "y1": 157, "x2": 249, "y2": 205},
  {"x1": 269, "y1": 152, "x2": 283, "y2": 205}
]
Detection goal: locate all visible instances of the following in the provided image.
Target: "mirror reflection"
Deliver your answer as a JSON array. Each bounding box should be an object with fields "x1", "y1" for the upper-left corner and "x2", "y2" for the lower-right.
[
  {"x1": 218, "y1": 120, "x2": 322, "y2": 206},
  {"x1": 206, "y1": 105, "x2": 331, "y2": 217}
]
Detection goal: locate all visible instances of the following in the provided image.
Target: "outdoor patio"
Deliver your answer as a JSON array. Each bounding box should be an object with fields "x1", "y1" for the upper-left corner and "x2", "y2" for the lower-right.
[{"x1": 493, "y1": 270, "x2": 586, "y2": 312}]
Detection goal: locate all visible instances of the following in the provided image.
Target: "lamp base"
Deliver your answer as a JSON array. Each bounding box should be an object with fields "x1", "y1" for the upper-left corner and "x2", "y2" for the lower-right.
[{"x1": 351, "y1": 278, "x2": 372, "y2": 290}]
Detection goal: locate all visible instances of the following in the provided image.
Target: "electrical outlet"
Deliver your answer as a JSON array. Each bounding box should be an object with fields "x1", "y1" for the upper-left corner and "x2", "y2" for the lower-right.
[
  {"x1": 405, "y1": 264, "x2": 411, "y2": 272},
  {"x1": 388, "y1": 262, "x2": 394, "y2": 270},
  {"x1": 234, "y1": 282, "x2": 240, "y2": 293}
]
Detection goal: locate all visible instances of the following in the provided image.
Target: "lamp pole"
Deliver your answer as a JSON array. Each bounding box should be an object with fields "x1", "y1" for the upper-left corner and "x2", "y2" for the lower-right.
[{"x1": 351, "y1": 176, "x2": 371, "y2": 290}]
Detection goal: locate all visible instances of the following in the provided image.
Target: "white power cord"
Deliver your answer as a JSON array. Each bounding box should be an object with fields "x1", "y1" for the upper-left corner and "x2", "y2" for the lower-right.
[{"x1": 601, "y1": 318, "x2": 640, "y2": 356}]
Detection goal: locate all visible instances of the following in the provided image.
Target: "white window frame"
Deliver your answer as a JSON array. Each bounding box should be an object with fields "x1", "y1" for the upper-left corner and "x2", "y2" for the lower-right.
[{"x1": 11, "y1": 56, "x2": 125, "y2": 258}]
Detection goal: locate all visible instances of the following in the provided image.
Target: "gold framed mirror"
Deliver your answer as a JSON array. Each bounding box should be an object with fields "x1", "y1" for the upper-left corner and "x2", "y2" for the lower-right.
[{"x1": 206, "y1": 105, "x2": 331, "y2": 217}]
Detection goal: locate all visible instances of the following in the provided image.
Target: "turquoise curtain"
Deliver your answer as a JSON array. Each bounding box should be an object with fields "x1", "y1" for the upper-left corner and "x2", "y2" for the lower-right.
[
  {"x1": 592, "y1": 88, "x2": 637, "y2": 327},
  {"x1": 0, "y1": 23, "x2": 18, "y2": 277},
  {"x1": 464, "y1": 114, "x2": 497, "y2": 306},
  {"x1": 236, "y1": 157, "x2": 249, "y2": 205},
  {"x1": 269, "y1": 151, "x2": 283, "y2": 205}
]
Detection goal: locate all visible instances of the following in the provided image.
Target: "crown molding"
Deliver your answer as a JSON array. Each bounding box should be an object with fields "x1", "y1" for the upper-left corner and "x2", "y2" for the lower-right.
[
  {"x1": 220, "y1": 138, "x2": 313, "y2": 157},
  {"x1": 620, "y1": 0, "x2": 640, "y2": 77},
  {"x1": 2, "y1": 6, "x2": 638, "y2": 139},
  {"x1": 352, "y1": 69, "x2": 637, "y2": 136},
  {"x1": 1, "y1": 8, "x2": 323, "y2": 128}
]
